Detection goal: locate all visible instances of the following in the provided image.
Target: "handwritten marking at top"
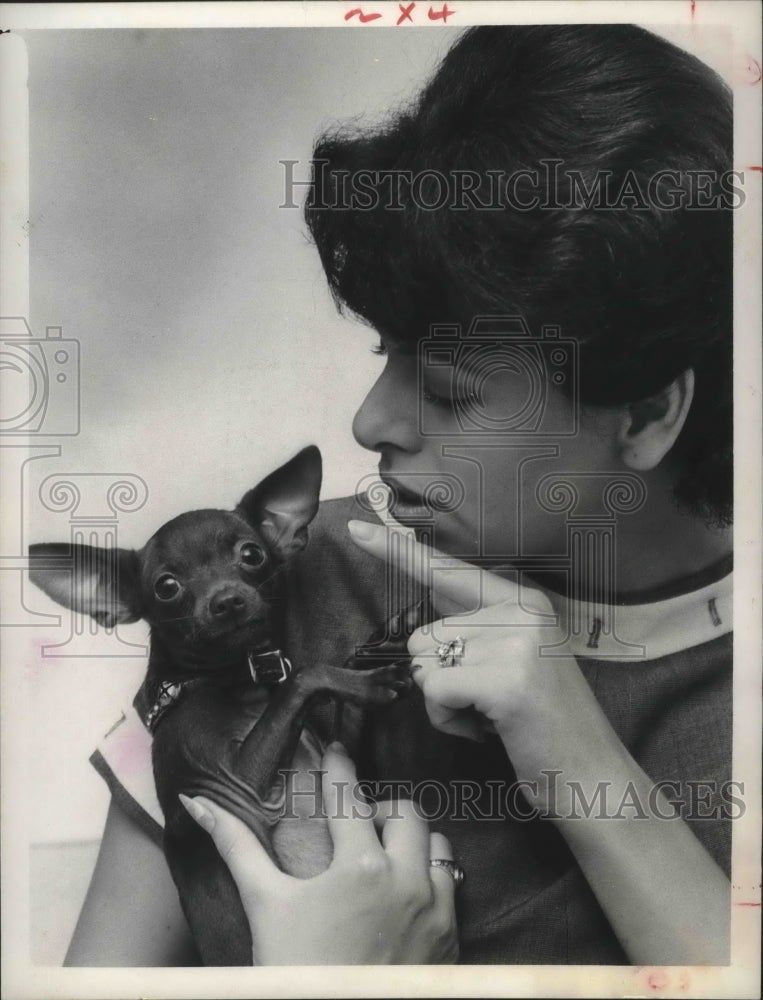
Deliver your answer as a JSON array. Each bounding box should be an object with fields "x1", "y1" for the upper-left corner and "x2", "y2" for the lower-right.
[
  {"x1": 397, "y1": 2, "x2": 416, "y2": 24},
  {"x1": 428, "y1": 3, "x2": 456, "y2": 20},
  {"x1": 343, "y1": 2, "x2": 456, "y2": 24},
  {"x1": 345, "y1": 7, "x2": 383, "y2": 22}
]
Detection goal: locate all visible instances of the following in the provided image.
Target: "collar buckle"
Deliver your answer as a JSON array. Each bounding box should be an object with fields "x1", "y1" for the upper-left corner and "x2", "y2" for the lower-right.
[{"x1": 248, "y1": 649, "x2": 293, "y2": 686}]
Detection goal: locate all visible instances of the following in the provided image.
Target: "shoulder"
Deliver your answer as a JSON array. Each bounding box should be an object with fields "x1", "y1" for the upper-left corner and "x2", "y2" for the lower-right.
[
  {"x1": 302, "y1": 494, "x2": 377, "y2": 561},
  {"x1": 90, "y1": 706, "x2": 164, "y2": 845},
  {"x1": 283, "y1": 494, "x2": 420, "y2": 668},
  {"x1": 287, "y1": 494, "x2": 388, "y2": 617}
]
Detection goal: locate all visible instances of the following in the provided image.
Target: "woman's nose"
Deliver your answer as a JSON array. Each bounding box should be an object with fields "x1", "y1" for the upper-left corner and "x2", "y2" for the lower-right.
[{"x1": 352, "y1": 362, "x2": 419, "y2": 454}]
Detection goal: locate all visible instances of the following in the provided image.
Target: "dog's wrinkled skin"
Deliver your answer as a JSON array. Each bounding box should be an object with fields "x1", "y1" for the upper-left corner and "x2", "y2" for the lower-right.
[{"x1": 29, "y1": 447, "x2": 426, "y2": 965}]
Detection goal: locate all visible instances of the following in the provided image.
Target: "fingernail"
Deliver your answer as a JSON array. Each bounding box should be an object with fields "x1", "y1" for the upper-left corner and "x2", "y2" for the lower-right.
[
  {"x1": 179, "y1": 793, "x2": 215, "y2": 833},
  {"x1": 347, "y1": 519, "x2": 377, "y2": 542},
  {"x1": 327, "y1": 740, "x2": 349, "y2": 756}
]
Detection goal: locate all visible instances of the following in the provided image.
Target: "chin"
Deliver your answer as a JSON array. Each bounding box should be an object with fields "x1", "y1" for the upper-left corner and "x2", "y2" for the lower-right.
[{"x1": 418, "y1": 517, "x2": 474, "y2": 557}]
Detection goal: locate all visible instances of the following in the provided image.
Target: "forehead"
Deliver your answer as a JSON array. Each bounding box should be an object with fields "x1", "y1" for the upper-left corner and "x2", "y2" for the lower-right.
[
  {"x1": 385, "y1": 334, "x2": 560, "y2": 388},
  {"x1": 145, "y1": 509, "x2": 258, "y2": 567}
]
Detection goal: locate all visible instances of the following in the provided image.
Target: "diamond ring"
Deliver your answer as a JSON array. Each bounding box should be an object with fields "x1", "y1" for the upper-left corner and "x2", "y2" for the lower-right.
[{"x1": 434, "y1": 635, "x2": 466, "y2": 668}]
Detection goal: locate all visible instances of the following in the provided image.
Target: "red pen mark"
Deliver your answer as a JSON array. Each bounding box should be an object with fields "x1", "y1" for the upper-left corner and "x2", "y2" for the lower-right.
[
  {"x1": 748, "y1": 165, "x2": 763, "y2": 173},
  {"x1": 345, "y1": 7, "x2": 383, "y2": 22},
  {"x1": 428, "y1": 3, "x2": 455, "y2": 21},
  {"x1": 397, "y1": 2, "x2": 416, "y2": 24},
  {"x1": 111, "y1": 722, "x2": 153, "y2": 780},
  {"x1": 743, "y1": 54, "x2": 762, "y2": 85},
  {"x1": 690, "y1": 0, "x2": 696, "y2": 20},
  {"x1": 647, "y1": 971, "x2": 669, "y2": 991},
  {"x1": 735, "y1": 901, "x2": 761, "y2": 906}
]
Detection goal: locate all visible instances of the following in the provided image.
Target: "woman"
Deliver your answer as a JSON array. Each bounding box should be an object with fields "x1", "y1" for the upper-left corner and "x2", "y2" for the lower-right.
[{"x1": 67, "y1": 24, "x2": 733, "y2": 966}]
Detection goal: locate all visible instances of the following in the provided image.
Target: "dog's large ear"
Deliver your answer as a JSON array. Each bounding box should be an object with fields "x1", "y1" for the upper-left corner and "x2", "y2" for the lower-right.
[
  {"x1": 28, "y1": 543, "x2": 143, "y2": 627},
  {"x1": 237, "y1": 445, "x2": 322, "y2": 561}
]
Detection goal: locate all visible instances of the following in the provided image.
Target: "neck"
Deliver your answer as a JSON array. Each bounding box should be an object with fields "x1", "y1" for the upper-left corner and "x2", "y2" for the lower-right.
[
  {"x1": 145, "y1": 631, "x2": 274, "y2": 690},
  {"x1": 523, "y1": 483, "x2": 732, "y2": 604},
  {"x1": 608, "y1": 499, "x2": 731, "y2": 599},
  {"x1": 558, "y1": 510, "x2": 732, "y2": 606}
]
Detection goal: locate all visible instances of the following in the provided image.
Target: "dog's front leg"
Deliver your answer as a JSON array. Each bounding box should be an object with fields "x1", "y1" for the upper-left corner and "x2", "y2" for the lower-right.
[
  {"x1": 231, "y1": 672, "x2": 323, "y2": 798},
  {"x1": 234, "y1": 658, "x2": 411, "y2": 787}
]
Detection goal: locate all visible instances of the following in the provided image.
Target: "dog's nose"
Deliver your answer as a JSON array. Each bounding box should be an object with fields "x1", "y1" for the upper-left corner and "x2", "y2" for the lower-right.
[{"x1": 210, "y1": 589, "x2": 246, "y2": 618}]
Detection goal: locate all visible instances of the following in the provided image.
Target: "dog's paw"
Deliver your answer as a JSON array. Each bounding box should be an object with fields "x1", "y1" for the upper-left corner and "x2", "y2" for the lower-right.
[
  {"x1": 362, "y1": 661, "x2": 414, "y2": 701},
  {"x1": 317, "y1": 659, "x2": 414, "y2": 707},
  {"x1": 350, "y1": 599, "x2": 434, "y2": 673}
]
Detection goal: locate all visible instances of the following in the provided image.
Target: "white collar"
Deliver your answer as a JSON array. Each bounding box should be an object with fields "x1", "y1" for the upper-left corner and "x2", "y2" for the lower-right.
[{"x1": 542, "y1": 571, "x2": 732, "y2": 661}]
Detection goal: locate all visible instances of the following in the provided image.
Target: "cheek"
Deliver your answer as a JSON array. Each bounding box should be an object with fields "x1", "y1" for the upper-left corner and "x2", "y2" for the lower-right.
[
  {"x1": 444, "y1": 450, "x2": 572, "y2": 557},
  {"x1": 425, "y1": 453, "x2": 522, "y2": 557},
  {"x1": 254, "y1": 567, "x2": 281, "y2": 601},
  {"x1": 147, "y1": 599, "x2": 193, "y2": 634}
]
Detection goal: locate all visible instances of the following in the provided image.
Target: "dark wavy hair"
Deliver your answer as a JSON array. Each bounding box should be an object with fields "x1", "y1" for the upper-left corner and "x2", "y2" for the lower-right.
[{"x1": 305, "y1": 25, "x2": 733, "y2": 525}]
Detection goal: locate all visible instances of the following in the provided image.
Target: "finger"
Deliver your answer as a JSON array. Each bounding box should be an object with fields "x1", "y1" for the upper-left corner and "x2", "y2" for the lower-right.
[
  {"x1": 429, "y1": 831, "x2": 454, "y2": 862},
  {"x1": 422, "y1": 666, "x2": 481, "y2": 717},
  {"x1": 408, "y1": 626, "x2": 437, "y2": 658},
  {"x1": 371, "y1": 798, "x2": 398, "y2": 834},
  {"x1": 380, "y1": 798, "x2": 431, "y2": 871},
  {"x1": 347, "y1": 517, "x2": 516, "y2": 614},
  {"x1": 179, "y1": 794, "x2": 288, "y2": 898},
  {"x1": 444, "y1": 596, "x2": 556, "y2": 630},
  {"x1": 409, "y1": 652, "x2": 484, "y2": 741},
  {"x1": 419, "y1": 670, "x2": 487, "y2": 741},
  {"x1": 423, "y1": 700, "x2": 486, "y2": 741},
  {"x1": 434, "y1": 709, "x2": 486, "y2": 742},
  {"x1": 321, "y1": 743, "x2": 382, "y2": 861},
  {"x1": 410, "y1": 653, "x2": 462, "y2": 706},
  {"x1": 408, "y1": 619, "x2": 480, "y2": 658}
]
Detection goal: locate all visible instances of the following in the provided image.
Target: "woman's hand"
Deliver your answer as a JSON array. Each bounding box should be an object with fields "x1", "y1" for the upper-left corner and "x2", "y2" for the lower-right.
[
  {"x1": 347, "y1": 516, "x2": 614, "y2": 815},
  {"x1": 347, "y1": 516, "x2": 732, "y2": 966},
  {"x1": 181, "y1": 742, "x2": 459, "y2": 966}
]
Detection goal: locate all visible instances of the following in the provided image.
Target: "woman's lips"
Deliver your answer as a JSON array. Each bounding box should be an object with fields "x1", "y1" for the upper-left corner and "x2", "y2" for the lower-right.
[
  {"x1": 390, "y1": 497, "x2": 432, "y2": 522},
  {"x1": 380, "y1": 475, "x2": 454, "y2": 520}
]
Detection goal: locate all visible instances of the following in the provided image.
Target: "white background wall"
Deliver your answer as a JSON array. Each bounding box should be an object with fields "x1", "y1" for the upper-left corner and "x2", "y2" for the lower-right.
[
  {"x1": 21, "y1": 26, "x2": 456, "y2": 843},
  {"x1": 15, "y1": 23, "x2": 734, "y2": 844}
]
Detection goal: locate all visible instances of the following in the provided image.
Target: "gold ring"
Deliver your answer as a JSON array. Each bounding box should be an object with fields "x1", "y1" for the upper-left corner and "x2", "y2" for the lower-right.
[{"x1": 429, "y1": 858, "x2": 466, "y2": 885}]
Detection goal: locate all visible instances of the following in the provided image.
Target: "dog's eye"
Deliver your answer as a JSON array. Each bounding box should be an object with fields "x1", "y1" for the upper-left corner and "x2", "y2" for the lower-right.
[
  {"x1": 239, "y1": 543, "x2": 266, "y2": 568},
  {"x1": 154, "y1": 574, "x2": 182, "y2": 601}
]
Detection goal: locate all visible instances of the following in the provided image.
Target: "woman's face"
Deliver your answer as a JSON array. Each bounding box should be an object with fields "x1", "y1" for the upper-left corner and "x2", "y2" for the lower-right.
[{"x1": 352, "y1": 337, "x2": 625, "y2": 564}]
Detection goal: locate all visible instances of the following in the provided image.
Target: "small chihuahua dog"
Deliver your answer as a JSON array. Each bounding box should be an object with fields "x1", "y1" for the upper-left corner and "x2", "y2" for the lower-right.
[{"x1": 29, "y1": 446, "x2": 423, "y2": 965}]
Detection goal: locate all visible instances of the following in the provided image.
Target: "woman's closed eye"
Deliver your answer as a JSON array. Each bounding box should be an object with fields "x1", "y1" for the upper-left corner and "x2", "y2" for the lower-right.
[
  {"x1": 370, "y1": 337, "x2": 476, "y2": 409},
  {"x1": 422, "y1": 381, "x2": 479, "y2": 409}
]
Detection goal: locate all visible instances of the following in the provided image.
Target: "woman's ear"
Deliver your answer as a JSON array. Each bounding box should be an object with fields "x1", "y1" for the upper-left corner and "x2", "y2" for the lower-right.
[{"x1": 617, "y1": 369, "x2": 695, "y2": 472}]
